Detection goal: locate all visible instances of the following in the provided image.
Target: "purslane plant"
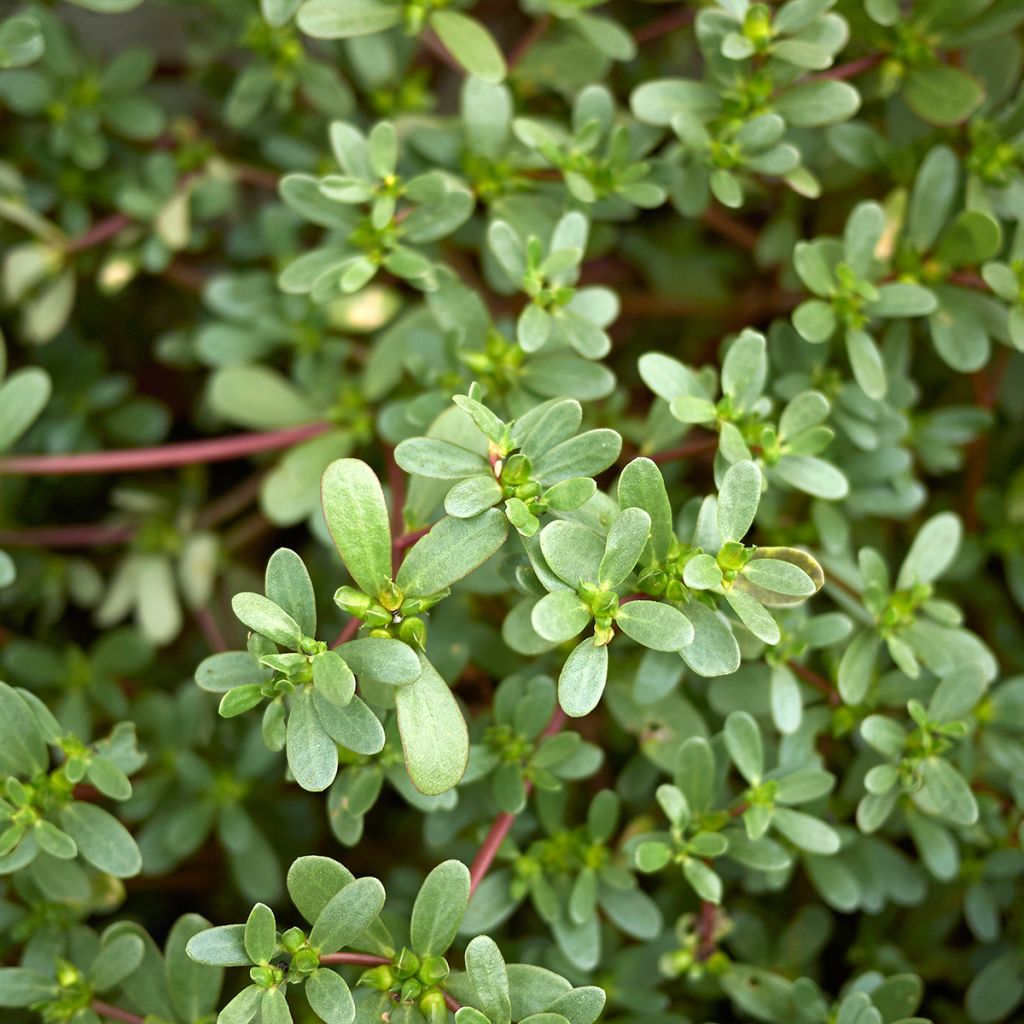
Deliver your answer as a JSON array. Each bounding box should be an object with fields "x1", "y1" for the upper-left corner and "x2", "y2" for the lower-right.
[{"x1": 0, "y1": 2, "x2": 1023, "y2": 1024}]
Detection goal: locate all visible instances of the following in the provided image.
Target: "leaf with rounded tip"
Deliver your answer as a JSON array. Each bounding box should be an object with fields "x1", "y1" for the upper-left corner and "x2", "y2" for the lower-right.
[
  {"x1": 395, "y1": 437, "x2": 490, "y2": 480},
  {"x1": 395, "y1": 654, "x2": 469, "y2": 795},
  {"x1": 313, "y1": 650, "x2": 355, "y2": 706},
  {"x1": 306, "y1": 969, "x2": 355, "y2": 1024},
  {"x1": 740, "y1": 558, "x2": 817, "y2": 598},
  {"x1": 465, "y1": 935, "x2": 511, "y2": 1024},
  {"x1": 724, "y1": 711, "x2": 763, "y2": 784},
  {"x1": 314, "y1": 694, "x2": 385, "y2": 756},
  {"x1": 680, "y1": 602, "x2": 740, "y2": 677},
  {"x1": 231, "y1": 593, "x2": 304, "y2": 649},
  {"x1": 0, "y1": 367, "x2": 51, "y2": 453},
  {"x1": 532, "y1": 429, "x2": 622, "y2": 484},
  {"x1": 539, "y1": 520, "x2": 605, "y2": 590},
  {"x1": 310, "y1": 875, "x2": 386, "y2": 953},
  {"x1": 286, "y1": 686, "x2": 338, "y2": 792},
  {"x1": 615, "y1": 600, "x2": 694, "y2": 652},
  {"x1": 599, "y1": 507, "x2": 651, "y2": 588},
  {"x1": 244, "y1": 903, "x2": 276, "y2": 964},
  {"x1": 59, "y1": 802, "x2": 141, "y2": 878},
  {"x1": 430, "y1": 9, "x2": 506, "y2": 83},
  {"x1": 683, "y1": 552, "x2": 722, "y2": 590},
  {"x1": 209, "y1": 365, "x2": 312, "y2": 429},
  {"x1": 397, "y1": 511, "x2": 507, "y2": 598},
  {"x1": 771, "y1": 806, "x2": 840, "y2": 854},
  {"x1": 617, "y1": 457, "x2": 673, "y2": 563},
  {"x1": 287, "y1": 857, "x2": 355, "y2": 926},
  {"x1": 322, "y1": 459, "x2": 393, "y2": 597},
  {"x1": 446, "y1": 474, "x2": 503, "y2": 517},
  {"x1": 771, "y1": 454, "x2": 849, "y2": 500},
  {"x1": 410, "y1": 859, "x2": 471, "y2": 957},
  {"x1": 717, "y1": 461, "x2": 762, "y2": 542},
  {"x1": 296, "y1": 0, "x2": 401, "y2": 38},
  {"x1": 185, "y1": 925, "x2": 251, "y2": 967},
  {"x1": 532, "y1": 591, "x2": 592, "y2": 644},
  {"x1": 265, "y1": 548, "x2": 316, "y2": 638},
  {"x1": 337, "y1": 637, "x2": 421, "y2": 685},
  {"x1": 724, "y1": 588, "x2": 780, "y2": 645},
  {"x1": 558, "y1": 637, "x2": 609, "y2": 718},
  {"x1": 896, "y1": 511, "x2": 962, "y2": 589},
  {"x1": 196, "y1": 651, "x2": 272, "y2": 693},
  {"x1": 721, "y1": 329, "x2": 767, "y2": 410}
]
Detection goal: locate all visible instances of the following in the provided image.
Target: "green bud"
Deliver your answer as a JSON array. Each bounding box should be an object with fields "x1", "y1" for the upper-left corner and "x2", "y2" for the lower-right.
[
  {"x1": 418, "y1": 956, "x2": 450, "y2": 985},
  {"x1": 292, "y1": 949, "x2": 320, "y2": 973},
  {"x1": 717, "y1": 541, "x2": 749, "y2": 572},
  {"x1": 335, "y1": 586, "x2": 371, "y2": 617},
  {"x1": 400, "y1": 978, "x2": 423, "y2": 1001},
  {"x1": 398, "y1": 616, "x2": 427, "y2": 647},
  {"x1": 394, "y1": 948, "x2": 421, "y2": 978},
  {"x1": 281, "y1": 927, "x2": 306, "y2": 953},
  {"x1": 378, "y1": 580, "x2": 404, "y2": 612},
  {"x1": 359, "y1": 965, "x2": 396, "y2": 991},
  {"x1": 501, "y1": 453, "x2": 532, "y2": 485},
  {"x1": 250, "y1": 965, "x2": 277, "y2": 988},
  {"x1": 420, "y1": 990, "x2": 448, "y2": 1024},
  {"x1": 364, "y1": 605, "x2": 392, "y2": 628}
]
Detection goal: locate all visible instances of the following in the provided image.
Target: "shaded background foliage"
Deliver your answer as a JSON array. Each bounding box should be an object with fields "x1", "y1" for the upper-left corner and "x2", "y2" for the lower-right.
[{"x1": 1, "y1": 1, "x2": 1024, "y2": 1024}]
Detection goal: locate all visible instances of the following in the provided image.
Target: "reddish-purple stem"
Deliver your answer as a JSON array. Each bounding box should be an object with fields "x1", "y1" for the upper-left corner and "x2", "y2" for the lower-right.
[
  {"x1": 0, "y1": 424, "x2": 330, "y2": 476},
  {"x1": 650, "y1": 435, "x2": 718, "y2": 465},
  {"x1": 815, "y1": 53, "x2": 883, "y2": 81},
  {"x1": 469, "y1": 708, "x2": 567, "y2": 895},
  {"x1": 0, "y1": 523, "x2": 135, "y2": 548},
  {"x1": 65, "y1": 214, "x2": 135, "y2": 254},
  {"x1": 91, "y1": 1002, "x2": 145, "y2": 1024}
]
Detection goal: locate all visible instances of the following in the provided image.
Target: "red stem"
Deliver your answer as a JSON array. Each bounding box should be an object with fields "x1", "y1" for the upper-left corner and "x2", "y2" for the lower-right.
[
  {"x1": 815, "y1": 53, "x2": 883, "y2": 81},
  {"x1": 91, "y1": 1002, "x2": 145, "y2": 1024},
  {"x1": 696, "y1": 900, "x2": 718, "y2": 961},
  {"x1": 649, "y1": 435, "x2": 718, "y2": 465},
  {"x1": 634, "y1": 6, "x2": 695, "y2": 44},
  {"x1": 787, "y1": 659, "x2": 840, "y2": 707},
  {"x1": 0, "y1": 424, "x2": 329, "y2": 476},
  {"x1": 0, "y1": 523, "x2": 135, "y2": 548},
  {"x1": 508, "y1": 14, "x2": 550, "y2": 70},
  {"x1": 65, "y1": 214, "x2": 134, "y2": 254},
  {"x1": 332, "y1": 616, "x2": 363, "y2": 649},
  {"x1": 319, "y1": 952, "x2": 390, "y2": 966},
  {"x1": 469, "y1": 708, "x2": 567, "y2": 895}
]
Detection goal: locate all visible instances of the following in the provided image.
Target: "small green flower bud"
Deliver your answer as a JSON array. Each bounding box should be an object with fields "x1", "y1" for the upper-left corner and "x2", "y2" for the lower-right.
[
  {"x1": 591, "y1": 590, "x2": 618, "y2": 616},
  {"x1": 394, "y1": 948, "x2": 420, "y2": 978},
  {"x1": 358, "y1": 965, "x2": 396, "y2": 991},
  {"x1": 400, "y1": 978, "x2": 423, "y2": 1001},
  {"x1": 717, "y1": 541, "x2": 749, "y2": 572},
  {"x1": 420, "y1": 990, "x2": 448, "y2": 1024},
  {"x1": 501, "y1": 453, "x2": 532, "y2": 485},
  {"x1": 364, "y1": 605, "x2": 392, "y2": 628},
  {"x1": 291, "y1": 949, "x2": 320, "y2": 973},
  {"x1": 418, "y1": 956, "x2": 449, "y2": 985},
  {"x1": 378, "y1": 580, "x2": 404, "y2": 612},
  {"x1": 280, "y1": 927, "x2": 305, "y2": 952},
  {"x1": 399, "y1": 616, "x2": 427, "y2": 647},
  {"x1": 335, "y1": 586, "x2": 371, "y2": 617},
  {"x1": 250, "y1": 965, "x2": 277, "y2": 988},
  {"x1": 665, "y1": 579, "x2": 688, "y2": 602}
]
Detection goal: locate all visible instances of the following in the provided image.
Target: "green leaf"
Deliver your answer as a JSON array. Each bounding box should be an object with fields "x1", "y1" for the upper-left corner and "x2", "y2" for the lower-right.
[
  {"x1": 741, "y1": 558, "x2": 816, "y2": 597},
  {"x1": 869, "y1": 283, "x2": 938, "y2": 318},
  {"x1": 775, "y1": 80, "x2": 860, "y2": 126},
  {"x1": 261, "y1": 987, "x2": 292, "y2": 1024},
  {"x1": 306, "y1": 969, "x2": 355, "y2": 1024},
  {"x1": 0, "y1": 968, "x2": 56, "y2": 1007},
  {"x1": 244, "y1": 903, "x2": 276, "y2": 964},
  {"x1": 717, "y1": 461, "x2": 762, "y2": 542},
  {"x1": 322, "y1": 459, "x2": 393, "y2": 597},
  {"x1": 532, "y1": 429, "x2": 622, "y2": 484},
  {"x1": 532, "y1": 591, "x2": 592, "y2": 644},
  {"x1": 266, "y1": 548, "x2": 316, "y2": 638},
  {"x1": 395, "y1": 653, "x2": 469, "y2": 795},
  {"x1": 430, "y1": 10, "x2": 506, "y2": 83},
  {"x1": 397, "y1": 511, "x2": 507, "y2": 597},
  {"x1": 313, "y1": 650, "x2": 356, "y2": 706},
  {"x1": 615, "y1": 600, "x2": 694, "y2": 652},
  {"x1": 0, "y1": 15, "x2": 44, "y2": 69},
  {"x1": 410, "y1": 859, "x2": 471, "y2": 957},
  {"x1": 598, "y1": 507, "x2": 651, "y2": 588},
  {"x1": 336, "y1": 637, "x2": 421, "y2": 685},
  {"x1": 310, "y1": 875, "x2": 386, "y2": 953},
  {"x1": 296, "y1": 0, "x2": 401, "y2": 37},
  {"x1": 217, "y1": 986, "x2": 261, "y2": 1024},
  {"x1": 209, "y1": 365, "x2": 312, "y2": 429},
  {"x1": 166, "y1": 915, "x2": 223, "y2": 1022},
  {"x1": 724, "y1": 711, "x2": 763, "y2": 784},
  {"x1": 395, "y1": 437, "x2": 489, "y2": 480},
  {"x1": 0, "y1": 367, "x2": 50, "y2": 452},
  {"x1": 59, "y1": 802, "x2": 141, "y2": 878},
  {"x1": 896, "y1": 512, "x2": 961, "y2": 588},
  {"x1": 286, "y1": 685, "x2": 338, "y2": 792},
  {"x1": 446, "y1": 475, "x2": 503, "y2": 517},
  {"x1": 843, "y1": 201, "x2": 884, "y2": 277},
  {"x1": 912, "y1": 757, "x2": 978, "y2": 826},
  {"x1": 845, "y1": 327, "x2": 887, "y2": 400},
  {"x1": 0, "y1": 681, "x2": 47, "y2": 776},
  {"x1": 539, "y1": 521, "x2": 605, "y2": 589},
  {"x1": 558, "y1": 637, "x2": 609, "y2": 718},
  {"x1": 837, "y1": 630, "x2": 879, "y2": 705},
  {"x1": 186, "y1": 925, "x2": 251, "y2": 967},
  {"x1": 904, "y1": 66, "x2": 983, "y2": 126},
  {"x1": 771, "y1": 806, "x2": 840, "y2": 854},
  {"x1": 465, "y1": 935, "x2": 512, "y2": 1024},
  {"x1": 617, "y1": 457, "x2": 673, "y2": 562},
  {"x1": 231, "y1": 593, "x2": 304, "y2": 649}
]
